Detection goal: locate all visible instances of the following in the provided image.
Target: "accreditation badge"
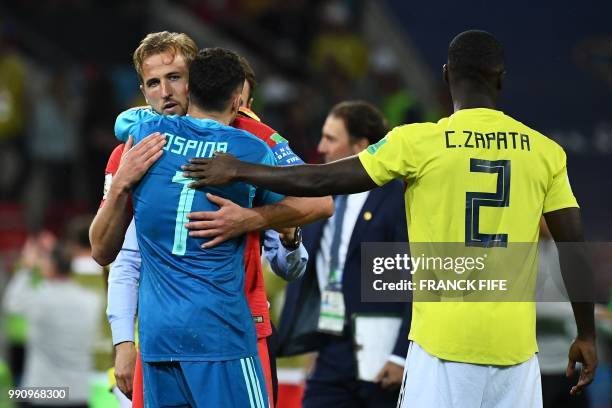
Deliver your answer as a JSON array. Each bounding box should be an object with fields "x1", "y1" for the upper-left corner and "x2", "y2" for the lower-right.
[{"x1": 317, "y1": 286, "x2": 345, "y2": 335}]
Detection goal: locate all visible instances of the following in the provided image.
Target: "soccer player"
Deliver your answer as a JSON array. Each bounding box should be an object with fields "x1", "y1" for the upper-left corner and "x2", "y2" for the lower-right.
[
  {"x1": 93, "y1": 32, "x2": 331, "y2": 406},
  {"x1": 95, "y1": 47, "x2": 292, "y2": 407},
  {"x1": 182, "y1": 30, "x2": 598, "y2": 407}
]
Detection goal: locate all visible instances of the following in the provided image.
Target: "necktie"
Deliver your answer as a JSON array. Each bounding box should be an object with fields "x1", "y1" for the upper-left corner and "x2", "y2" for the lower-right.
[{"x1": 329, "y1": 194, "x2": 348, "y2": 284}]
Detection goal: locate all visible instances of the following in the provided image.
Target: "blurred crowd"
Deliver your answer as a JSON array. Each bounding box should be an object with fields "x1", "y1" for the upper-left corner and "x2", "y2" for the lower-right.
[
  {"x1": 2, "y1": 218, "x2": 108, "y2": 407},
  {"x1": 0, "y1": 0, "x2": 609, "y2": 407},
  {"x1": 0, "y1": 2, "x2": 435, "y2": 404},
  {"x1": 0, "y1": 0, "x2": 435, "y2": 234}
]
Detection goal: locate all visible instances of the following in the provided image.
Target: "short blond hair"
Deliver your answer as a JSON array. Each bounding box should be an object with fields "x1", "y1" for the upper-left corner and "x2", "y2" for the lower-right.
[{"x1": 133, "y1": 31, "x2": 198, "y2": 82}]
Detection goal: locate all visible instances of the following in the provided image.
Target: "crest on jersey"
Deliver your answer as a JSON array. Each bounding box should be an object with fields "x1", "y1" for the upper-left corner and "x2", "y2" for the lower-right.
[{"x1": 367, "y1": 138, "x2": 388, "y2": 154}]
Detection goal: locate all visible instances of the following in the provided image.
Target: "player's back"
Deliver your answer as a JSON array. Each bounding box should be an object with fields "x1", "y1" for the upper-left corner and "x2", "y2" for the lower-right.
[
  {"x1": 397, "y1": 108, "x2": 574, "y2": 245},
  {"x1": 359, "y1": 107, "x2": 578, "y2": 366},
  {"x1": 126, "y1": 115, "x2": 282, "y2": 362}
]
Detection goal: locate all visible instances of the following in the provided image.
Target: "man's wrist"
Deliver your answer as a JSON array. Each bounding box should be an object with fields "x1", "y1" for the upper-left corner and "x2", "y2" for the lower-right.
[
  {"x1": 109, "y1": 179, "x2": 131, "y2": 197},
  {"x1": 576, "y1": 332, "x2": 596, "y2": 341},
  {"x1": 242, "y1": 207, "x2": 267, "y2": 231},
  {"x1": 280, "y1": 227, "x2": 302, "y2": 250}
]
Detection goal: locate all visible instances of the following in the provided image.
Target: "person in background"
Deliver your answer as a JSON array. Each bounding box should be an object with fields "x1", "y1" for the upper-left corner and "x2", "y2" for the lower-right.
[
  {"x1": 277, "y1": 100, "x2": 411, "y2": 408},
  {"x1": 368, "y1": 48, "x2": 425, "y2": 128},
  {"x1": 64, "y1": 215, "x2": 113, "y2": 373},
  {"x1": 25, "y1": 68, "x2": 80, "y2": 231},
  {"x1": 2, "y1": 232, "x2": 101, "y2": 408}
]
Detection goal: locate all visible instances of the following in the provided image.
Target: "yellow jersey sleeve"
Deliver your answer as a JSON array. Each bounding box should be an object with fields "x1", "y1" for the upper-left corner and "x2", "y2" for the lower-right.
[
  {"x1": 543, "y1": 149, "x2": 579, "y2": 213},
  {"x1": 358, "y1": 125, "x2": 419, "y2": 186}
]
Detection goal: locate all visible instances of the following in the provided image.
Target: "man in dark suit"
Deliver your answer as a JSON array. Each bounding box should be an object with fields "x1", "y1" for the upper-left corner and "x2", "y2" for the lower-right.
[{"x1": 277, "y1": 101, "x2": 411, "y2": 408}]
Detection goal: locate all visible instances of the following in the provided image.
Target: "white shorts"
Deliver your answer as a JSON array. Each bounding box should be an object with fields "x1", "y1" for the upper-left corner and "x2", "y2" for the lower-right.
[{"x1": 397, "y1": 342, "x2": 542, "y2": 408}]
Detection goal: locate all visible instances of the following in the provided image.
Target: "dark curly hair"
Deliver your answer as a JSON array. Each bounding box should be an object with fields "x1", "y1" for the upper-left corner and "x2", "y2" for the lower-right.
[
  {"x1": 188, "y1": 48, "x2": 246, "y2": 112},
  {"x1": 329, "y1": 100, "x2": 388, "y2": 145}
]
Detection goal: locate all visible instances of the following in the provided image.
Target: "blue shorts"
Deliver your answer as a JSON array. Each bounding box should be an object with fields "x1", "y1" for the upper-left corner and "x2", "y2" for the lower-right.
[{"x1": 142, "y1": 357, "x2": 269, "y2": 408}]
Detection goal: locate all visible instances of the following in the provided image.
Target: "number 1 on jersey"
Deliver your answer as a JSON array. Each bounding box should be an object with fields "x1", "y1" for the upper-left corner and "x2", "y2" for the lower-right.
[
  {"x1": 465, "y1": 159, "x2": 510, "y2": 247},
  {"x1": 172, "y1": 171, "x2": 196, "y2": 255}
]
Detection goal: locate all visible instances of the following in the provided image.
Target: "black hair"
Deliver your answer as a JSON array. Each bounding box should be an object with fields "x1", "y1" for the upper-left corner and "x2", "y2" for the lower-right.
[
  {"x1": 65, "y1": 215, "x2": 93, "y2": 249},
  {"x1": 51, "y1": 243, "x2": 72, "y2": 276},
  {"x1": 188, "y1": 48, "x2": 245, "y2": 112},
  {"x1": 448, "y1": 30, "x2": 505, "y2": 84},
  {"x1": 330, "y1": 100, "x2": 388, "y2": 145}
]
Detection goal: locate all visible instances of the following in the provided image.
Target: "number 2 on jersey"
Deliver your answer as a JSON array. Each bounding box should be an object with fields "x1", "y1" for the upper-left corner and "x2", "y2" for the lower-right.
[
  {"x1": 465, "y1": 159, "x2": 510, "y2": 247},
  {"x1": 172, "y1": 171, "x2": 196, "y2": 255}
]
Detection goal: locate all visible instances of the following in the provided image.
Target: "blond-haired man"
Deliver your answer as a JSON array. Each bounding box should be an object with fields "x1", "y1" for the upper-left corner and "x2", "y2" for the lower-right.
[{"x1": 91, "y1": 31, "x2": 332, "y2": 406}]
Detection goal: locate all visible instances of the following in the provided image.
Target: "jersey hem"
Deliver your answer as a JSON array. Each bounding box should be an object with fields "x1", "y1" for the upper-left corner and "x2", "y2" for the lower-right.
[
  {"x1": 408, "y1": 337, "x2": 537, "y2": 366},
  {"x1": 141, "y1": 350, "x2": 259, "y2": 363}
]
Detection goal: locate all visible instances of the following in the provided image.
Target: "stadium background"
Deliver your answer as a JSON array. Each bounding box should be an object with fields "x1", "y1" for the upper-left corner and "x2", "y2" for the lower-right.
[{"x1": 0, "y1": 0, "x2": 610, "y2": 407}]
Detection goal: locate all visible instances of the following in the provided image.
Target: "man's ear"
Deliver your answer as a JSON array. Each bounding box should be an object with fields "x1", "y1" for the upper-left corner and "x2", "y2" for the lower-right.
[
  {"x1": 442, "y1": 63, "x2": 449, "y2": 85},
  {"x1": 231, "y1": 91, "x2": 241, "y2": 113},
  {"x1": 497, "y1": 70, "x2": 506, "y2": 91},
  {"x1": 140, "y1": 84, "x2": 148, "y2": 104}
]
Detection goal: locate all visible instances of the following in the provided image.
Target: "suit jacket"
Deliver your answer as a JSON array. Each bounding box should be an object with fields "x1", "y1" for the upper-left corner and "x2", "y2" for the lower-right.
[{"x1": 277, "y1": 180, "x2": 411, "y2": 368}]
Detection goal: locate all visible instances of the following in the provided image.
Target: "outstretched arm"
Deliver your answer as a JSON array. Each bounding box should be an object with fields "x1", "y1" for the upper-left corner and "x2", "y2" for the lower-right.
[
  {"x1": 543, "y1": 207, "x2": 598, "y2": 396},
  {"x1": 182, "y1": 153, "x2": 378, "y2": 197},
  {"x1": 184, "y1": 193, "x2": 333, "y2": 248}
]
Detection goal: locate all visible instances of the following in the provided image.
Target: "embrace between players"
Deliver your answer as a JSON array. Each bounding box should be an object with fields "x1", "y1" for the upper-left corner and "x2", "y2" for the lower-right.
[
  {"x1": 90, "y1": 30, "x2": 598, "y2": 408},
  {"x1": 91, "y1": 32, "x2": 333, "y2": 408}
]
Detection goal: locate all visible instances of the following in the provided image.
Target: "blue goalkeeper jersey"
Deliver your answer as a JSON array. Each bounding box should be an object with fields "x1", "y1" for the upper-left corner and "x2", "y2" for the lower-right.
[{"x1": 122, "y1": 112, "x2": 283, "y2": 362}]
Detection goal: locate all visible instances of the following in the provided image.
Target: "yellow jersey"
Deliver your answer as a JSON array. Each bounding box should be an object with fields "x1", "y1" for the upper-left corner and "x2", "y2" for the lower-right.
[{"x1": 358, "y1": 108, "x2": 578, "y2": 365}]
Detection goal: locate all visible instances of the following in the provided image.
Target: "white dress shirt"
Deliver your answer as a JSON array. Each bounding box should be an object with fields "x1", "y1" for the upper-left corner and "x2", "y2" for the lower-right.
[{"x1": 315, "y1": 191, "x2": 406, "y2": 366}]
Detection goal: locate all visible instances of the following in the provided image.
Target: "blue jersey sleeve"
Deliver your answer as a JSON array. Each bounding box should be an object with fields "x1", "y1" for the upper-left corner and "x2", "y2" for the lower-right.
[
  {"x1": 253, "y1": 148, "x2": 284, "y2": 206},
  {"x1": 115, "y1": 107, "x2": 159, "y2": 142}
]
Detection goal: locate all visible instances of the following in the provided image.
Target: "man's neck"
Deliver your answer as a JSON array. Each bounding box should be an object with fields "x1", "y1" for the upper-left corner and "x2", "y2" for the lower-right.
[
  {"x1": 450, "y1": 83, "x2": 498, "y2": 113},
  {"x1": 187, "y1": 105, "x2": 234, "y2": 125}
]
